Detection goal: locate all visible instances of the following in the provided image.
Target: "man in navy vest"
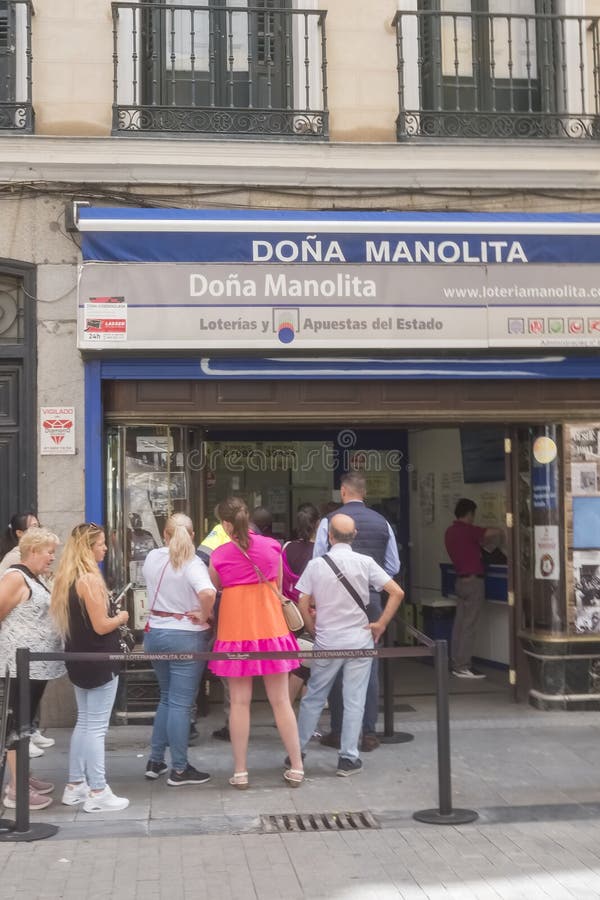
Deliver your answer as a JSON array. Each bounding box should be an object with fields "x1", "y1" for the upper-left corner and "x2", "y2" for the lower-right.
[{"x1": 313, "y1": 471, "x2": 400, "y2": 751}]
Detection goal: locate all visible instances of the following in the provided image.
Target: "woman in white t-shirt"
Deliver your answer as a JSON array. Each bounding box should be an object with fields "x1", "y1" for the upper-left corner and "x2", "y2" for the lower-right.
[{"x1": 143, "y1": 514, "x2": 216, "y2": 786}]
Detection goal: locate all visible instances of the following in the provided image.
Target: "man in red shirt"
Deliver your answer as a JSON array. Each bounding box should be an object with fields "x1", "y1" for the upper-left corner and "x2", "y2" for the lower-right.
[{"x1": 444, "y1": 498, "x2": 503, "y2": 679}]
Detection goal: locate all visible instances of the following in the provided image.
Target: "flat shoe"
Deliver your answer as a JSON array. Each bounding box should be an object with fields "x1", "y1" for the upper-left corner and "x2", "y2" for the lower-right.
[
  {"x1": 229, "y1": 771, "x2": 249, "y2": 790},
  {"x1": 283, "y1": 768, "x2": 304, "y2": 788}
]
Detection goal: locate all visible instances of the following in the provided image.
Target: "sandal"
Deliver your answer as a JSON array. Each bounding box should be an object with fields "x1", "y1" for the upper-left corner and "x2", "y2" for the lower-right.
[
  {"x1": 229, "y1": 771, "x2": 249, "y2": 790},
  {"x1": 283, "y1": 768, "x2": 304, "y2": 788}
]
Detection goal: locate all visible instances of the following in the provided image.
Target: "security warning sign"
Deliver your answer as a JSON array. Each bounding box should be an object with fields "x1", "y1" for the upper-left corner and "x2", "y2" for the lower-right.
[
  {"x1": 82, "y1": 299, "x2": 127, "y2": 343},
  {"x1": 40, "y1": 407, "x2": 75, "y2": 456}
]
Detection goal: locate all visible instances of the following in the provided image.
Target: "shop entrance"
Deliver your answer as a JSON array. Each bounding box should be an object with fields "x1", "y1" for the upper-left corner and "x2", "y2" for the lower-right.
[{"x1": 104, "y1": 421, "x2": 517, "y2": 712}]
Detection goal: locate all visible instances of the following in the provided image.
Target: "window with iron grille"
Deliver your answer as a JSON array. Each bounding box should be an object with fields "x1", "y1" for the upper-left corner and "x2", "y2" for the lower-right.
[
  {"x1": 0, "y1": 1, "x2": 33, "y2": 132},
  {"x1": 395, "y1": 0, "x2": 600, "y2": 139},
  {"x1": 112, "y1": 1, "x2": 328, "y2": 138}
]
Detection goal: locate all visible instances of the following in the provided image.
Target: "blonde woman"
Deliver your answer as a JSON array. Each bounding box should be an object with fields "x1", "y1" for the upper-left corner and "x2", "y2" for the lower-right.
[
  {"x1": 0, "y1": 527, "x2": 63, "y2": 810},
  {"x1": 51, "y1": 523, "x2": 129, "y2": 813},
  {"x1": 143, "y1": 513, "x2": 216, "y2": 786}
]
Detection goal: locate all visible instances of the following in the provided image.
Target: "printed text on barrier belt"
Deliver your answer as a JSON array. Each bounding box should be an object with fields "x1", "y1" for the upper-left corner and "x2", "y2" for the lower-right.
[{"x1": 322, "y1": 554, "x2": 368, "y2": 615}]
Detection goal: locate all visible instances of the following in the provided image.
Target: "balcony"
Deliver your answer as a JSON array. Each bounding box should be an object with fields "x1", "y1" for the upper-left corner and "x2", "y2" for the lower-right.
[
  {"x1": 0, "y1": 0, "x2": 33, "y2": 133},
  {"x1": 393, "y1": 6, "x2": 600, "y2": 141},
  {"x1": 111, "y1": 2, "x2": 328, "y2": 140}
]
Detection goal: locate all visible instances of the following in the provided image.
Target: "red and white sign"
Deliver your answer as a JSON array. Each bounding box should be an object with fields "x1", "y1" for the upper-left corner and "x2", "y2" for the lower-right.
[
  {"x1": 40, "y1": 406, "x2": 76, "y2": 456},
  {"x1": 82, "y1": 301, "x2": 127, "y2": 342}
]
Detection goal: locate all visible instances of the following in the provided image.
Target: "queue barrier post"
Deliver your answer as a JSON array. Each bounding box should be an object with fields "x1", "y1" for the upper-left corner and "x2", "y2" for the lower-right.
[
  {"x1": 0, "y1": 648, "x2": 59, "y2": 842},
  {"x1": 379, "y1": 627, "x2": 414, "y2": 745},
  {"x1": 0, "y1": 666, "x2": 13, "y2": 834},
  {"x1": 413, "y1": 640, "x2": 478, "y2": 826},
  {"x1": 3, "y1": 643, "x2": 477, "y2": 840}
]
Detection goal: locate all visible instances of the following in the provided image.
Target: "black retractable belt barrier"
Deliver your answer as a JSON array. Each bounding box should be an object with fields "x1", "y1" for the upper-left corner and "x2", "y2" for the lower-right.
[
  {"x1": 413, "y1": 640, "x2": 478, "y2": 826},
  {"x1": 0, "y1": 649, "x2": 58, "y2": 842},
  {"x1": 1, "y1": 640, "x2": 478, "y2": 840}
]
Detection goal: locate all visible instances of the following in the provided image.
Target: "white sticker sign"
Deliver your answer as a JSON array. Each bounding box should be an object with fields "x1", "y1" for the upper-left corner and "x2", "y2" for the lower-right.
[
  {"x1": 534, "y1": 524, "x2": 560, "y2": 581},
  {"x1": 40, "y1": 407, "x2": 75, "y2": 455}
]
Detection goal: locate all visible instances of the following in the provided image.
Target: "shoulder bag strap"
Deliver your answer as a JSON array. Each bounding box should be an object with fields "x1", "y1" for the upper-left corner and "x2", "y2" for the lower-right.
[
  {"x1": 235, "y1": 544, "x2": 283, "y2": 606},
  {"x1": 148, "y1": 559, "x2": 170, "y2": 615},
  {"x1": 322, "y1": 554, "x2": 368, "y2": 615}
]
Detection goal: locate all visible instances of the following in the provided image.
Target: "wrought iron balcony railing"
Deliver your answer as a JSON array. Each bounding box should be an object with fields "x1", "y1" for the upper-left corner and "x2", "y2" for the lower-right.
[
  {"x1": 112, "y1": 2, "x2": 328, "y2": 139},
  {"x1": 0, "y1": 0, "x2": 33, "y2": 133},
  {"x1": 393, "y1": 7, "x2": 600, "y2": 141}
]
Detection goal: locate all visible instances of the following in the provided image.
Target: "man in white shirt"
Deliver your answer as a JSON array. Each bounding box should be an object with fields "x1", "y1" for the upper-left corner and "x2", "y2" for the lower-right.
[{"x1": 295, "y1": 514, "x2": 404, "y2": 776}]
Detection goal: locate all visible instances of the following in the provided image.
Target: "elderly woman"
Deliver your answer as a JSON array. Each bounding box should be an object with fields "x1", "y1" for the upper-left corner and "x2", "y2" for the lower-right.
[
  {"x1": 0, "y1": 527, "x2": 63, "y2": 811},
  {"x1": 51, "y1": 523, "x2": 132, "y2": 813}
]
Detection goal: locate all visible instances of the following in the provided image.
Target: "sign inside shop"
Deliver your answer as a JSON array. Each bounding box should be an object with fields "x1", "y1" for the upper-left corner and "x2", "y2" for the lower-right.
[{"x1": 76, "y1": 209, "x2": 600, "y2": 351}]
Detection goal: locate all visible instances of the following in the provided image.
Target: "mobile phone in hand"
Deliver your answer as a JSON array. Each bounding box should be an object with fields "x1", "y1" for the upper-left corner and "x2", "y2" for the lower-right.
[{"x1": 113, "y1": 582, "x2": 133, "y2": 608}]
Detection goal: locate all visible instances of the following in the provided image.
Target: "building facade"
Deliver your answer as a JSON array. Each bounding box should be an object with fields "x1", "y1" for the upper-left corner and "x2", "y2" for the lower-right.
[{"x1": 2, "y1": 0, "x2": 600, "y2": 720}]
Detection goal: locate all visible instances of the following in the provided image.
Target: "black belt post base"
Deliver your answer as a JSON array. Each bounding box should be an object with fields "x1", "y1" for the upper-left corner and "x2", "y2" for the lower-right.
[
  {"x1": 379, "y1": 628, "x2": 414, "y2": 745},
  {"x1": 0, "y1": 649, "x2": 58, "y2": 843},
  {"x1": 413, "y1": 640, "x2": 478, "y2": 826}
]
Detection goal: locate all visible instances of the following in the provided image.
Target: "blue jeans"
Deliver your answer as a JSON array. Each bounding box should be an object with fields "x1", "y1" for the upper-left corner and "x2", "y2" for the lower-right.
[
  {"x1": 329, "y1": 595, "x2": 382, "y2": 736},
  {"x1": 69, "y1": 677, "x2": 118, "y2": 791},
  {"x1": 144, "y1": 628, "x2": 211, "y2": 772},
  {"x1": 297, "y1": 655, "x2": 372, "y2": 761}
]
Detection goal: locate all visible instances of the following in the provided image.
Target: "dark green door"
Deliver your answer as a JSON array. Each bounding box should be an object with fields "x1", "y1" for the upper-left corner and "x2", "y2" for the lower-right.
[{"x1": 143, "y1": 0, "x2": 292, "y2": 110}]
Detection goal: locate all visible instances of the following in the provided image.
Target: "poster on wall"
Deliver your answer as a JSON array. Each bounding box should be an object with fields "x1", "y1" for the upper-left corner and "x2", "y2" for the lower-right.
[
  {"x1": 571, "y1": 462, "x2": 599, "y2": 495},
  {"x1": 570, "y1": 427, "x2": 600, "y2": 460},
  {"x1": 534, "y1": 524, "x2": 560, "y2": 581},
  {"x1": 40, "y1": 406, "x2": 75, "y2": 455},
  {"x1": 573, "y1": 550, "x2": 600, "y2": 633},
  {"x1": 419, "y1": 473, "x2": 435, "y2": 525}
]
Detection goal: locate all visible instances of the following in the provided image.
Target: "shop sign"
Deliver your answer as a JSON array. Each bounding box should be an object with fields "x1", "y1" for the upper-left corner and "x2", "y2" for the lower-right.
[
  {"x1": 76, "y1": 210, "x2": 600, "y2": 351},
  {"x1": 40, "y1": 406, "x2": 75, "y2": 455}
]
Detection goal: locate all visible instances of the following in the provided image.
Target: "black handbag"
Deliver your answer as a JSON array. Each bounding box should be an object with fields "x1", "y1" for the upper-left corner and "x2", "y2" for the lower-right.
[{"x1": 109, "y1": 593, "x2": 136, "y2": 653}]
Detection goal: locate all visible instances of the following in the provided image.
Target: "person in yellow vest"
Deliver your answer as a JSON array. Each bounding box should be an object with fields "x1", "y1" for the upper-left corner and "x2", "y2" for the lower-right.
[{"x1": 194, "y1": 511, "x2": 231, "y2": 741}]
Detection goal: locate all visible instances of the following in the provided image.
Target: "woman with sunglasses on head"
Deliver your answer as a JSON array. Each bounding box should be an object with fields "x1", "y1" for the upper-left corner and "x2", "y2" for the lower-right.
[
  {"x1": 51, "y1": 523, "x2": 130, "y2": 812},
  {"x1": 0, "y1": 527, "x2": 63, "y2": 810}
]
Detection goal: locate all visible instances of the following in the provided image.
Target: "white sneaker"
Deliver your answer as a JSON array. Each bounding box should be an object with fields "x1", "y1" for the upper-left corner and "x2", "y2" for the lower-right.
[
  {"x1": 83, "y1": 785, "x2": 129, "y2": 813},
  {"x1": 61, "y1": 781, "x2": 89, "y2": 806},
  {"x1": 452, "y1": 667, "x2": 486, "y2": 680},
  {"x1": 29, "y1": 741, "x2": 44, "y2": 758},
  {"x1": 31, "y1": 730, "x2": 55, "y2": 749}
]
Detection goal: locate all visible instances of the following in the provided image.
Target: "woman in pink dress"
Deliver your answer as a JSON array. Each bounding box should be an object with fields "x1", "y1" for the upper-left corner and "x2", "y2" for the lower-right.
[{"x1": 208, "y1": 497, "x2": 304, "y2": 789}]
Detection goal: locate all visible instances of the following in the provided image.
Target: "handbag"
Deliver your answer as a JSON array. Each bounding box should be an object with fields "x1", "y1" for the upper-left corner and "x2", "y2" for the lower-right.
[
  {"x1": 236, "y1": 545, "x2": 305, "y2": 634},
  {"x1": 109, "y1": 592, "x2": 136, "y2": 653}
]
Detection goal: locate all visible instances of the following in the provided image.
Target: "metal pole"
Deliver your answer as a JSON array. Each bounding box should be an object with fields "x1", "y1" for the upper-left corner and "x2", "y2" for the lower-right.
[
  {"x1": 434, "y1": 639, "x2": 452, "y2": 815},
  {"x1": 15, "y1": 647, "x2": 31, "y2": 834},
  {"x1": 413, "y1": 640, "x2": 478, "y2": 825},
  {"x1": 379, "y1": 628, "x2": 413, "y2": 744},
  {"x1": 0, "y1": 648, "x2": 58, "y2": 842}
]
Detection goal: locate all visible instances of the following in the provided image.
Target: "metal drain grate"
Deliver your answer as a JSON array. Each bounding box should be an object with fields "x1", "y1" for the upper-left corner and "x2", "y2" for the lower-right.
[{"x1": 261, "y1": 811, "x2": 380, "y2": 833}]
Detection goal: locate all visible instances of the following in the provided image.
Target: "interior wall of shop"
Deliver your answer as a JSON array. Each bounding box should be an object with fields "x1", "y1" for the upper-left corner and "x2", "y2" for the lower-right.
[{"x1": 409, "y1": 427, "x2": 509, "y2": 666}]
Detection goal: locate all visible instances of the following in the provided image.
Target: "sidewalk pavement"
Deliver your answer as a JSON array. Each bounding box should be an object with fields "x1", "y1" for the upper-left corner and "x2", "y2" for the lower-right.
[{"x1": 2, "y1": 665, "x2": 600, "y2": 898}]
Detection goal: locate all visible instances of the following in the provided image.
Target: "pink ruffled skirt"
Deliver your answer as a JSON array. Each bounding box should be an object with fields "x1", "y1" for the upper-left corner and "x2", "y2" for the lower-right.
[{"x1": 209, "y1": 633, "x2": 300, "y2": 678}]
